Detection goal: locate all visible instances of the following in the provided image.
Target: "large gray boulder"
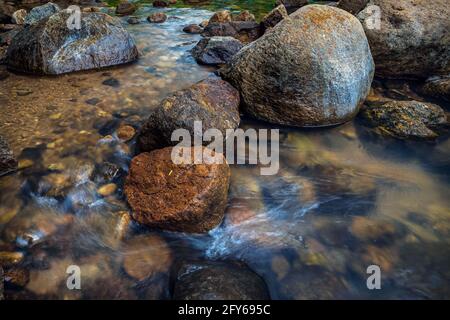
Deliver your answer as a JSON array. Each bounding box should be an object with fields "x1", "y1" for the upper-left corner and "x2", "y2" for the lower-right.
[
  {"x1": 220, "y1": 5, "x2": 374, "y2": 127},
  {"x1": 0, "y1": 135, "x2": 17, "y2": 177},
  {"x1": 358, "y1": 0, "x2": 450, "y2": 79},
  {"x1": 24, "y1": 2, "x2": 60, "y2": 26},
  {"x1": 7, "y1": 10, "x2": 138, "y2": 75}
]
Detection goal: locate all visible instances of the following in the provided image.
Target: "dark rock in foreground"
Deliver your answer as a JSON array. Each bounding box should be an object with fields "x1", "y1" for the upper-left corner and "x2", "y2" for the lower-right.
[
  {"x1": 139, "y1": 77, "x2": 240, "y2": 151},
  {"x1": 24, "y1": 2, "x2": 60, "y2": 26},
  {"x1": 7, "y1": 11, "x2": 138, "y2": 75},
  {"x1": 220, "y1": 5, "x2": 374, "y2": 127},
  {"x1": 202, "y1": 21, "x2": 262, "y2": 43},
  {"x1": 0, "y1": 135, "x2": 17, "y2": 176},
  {"x1": 358, "y1": 0, "x2": 450, "y2": 79},
  {"x1": 124, "y1": 147, "x2": 230, "y2": 233},
  {"x1": 191, "y1": 36, "x2": 243, "y2": 65},
  {"x1": 173, "y1": 261, "x2": 270, "y2": 300},
  {"x1": 360, "y1": 100, "x2": 447, "y2": 140}
]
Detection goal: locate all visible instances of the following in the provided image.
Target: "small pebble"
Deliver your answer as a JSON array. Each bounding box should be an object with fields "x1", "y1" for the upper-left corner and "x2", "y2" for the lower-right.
[
  {"x1": 18, "y1": 159, "x2": 34, "y2": 169},
  {"x1": 117, "y1": 125, "x2": 136, "y2": 141},
  {"x1": 97, "y1": 183, "x2": 117, "y2": 197},
  {"x1": 102, "y1": 77, "x2": 120, "y2": 88}
]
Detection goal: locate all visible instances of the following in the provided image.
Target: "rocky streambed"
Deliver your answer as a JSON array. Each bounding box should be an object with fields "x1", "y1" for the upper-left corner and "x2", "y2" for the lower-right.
[{"x1": 0, "y1": 0, "x2": 449, "y2": 300}]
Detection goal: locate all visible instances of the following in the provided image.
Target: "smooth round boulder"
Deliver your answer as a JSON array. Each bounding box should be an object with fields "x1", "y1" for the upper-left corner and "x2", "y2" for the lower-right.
[
  {"x1": 358, "y1": 0, "x2": 450, "y2": 79},
  {"x1": 191, "y1": 36, "x2": 243, "y2": 65},
  {"x1": 138, "y1": 77, "x2": 240, "y2": 151},
  {"x1": 124, "y1": 147, "x2": 231, "y2": 233},
  {"x1": 7, "y1": 11, "x2": 138, "y2": 75},
  {"x1": 173, "y1": 261, "x2": 270, "y2": 300},
  {"x1": 220, "y1": 5, "x2": 374, "y2": 127}
]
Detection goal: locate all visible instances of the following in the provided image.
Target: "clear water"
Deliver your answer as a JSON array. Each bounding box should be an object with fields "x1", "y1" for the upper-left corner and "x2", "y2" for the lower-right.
[{"x1": 0, "y1": 4, "x2": 449, "y2": 299}]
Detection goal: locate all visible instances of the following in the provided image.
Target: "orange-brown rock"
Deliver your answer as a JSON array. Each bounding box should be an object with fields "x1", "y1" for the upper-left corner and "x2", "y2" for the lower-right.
[{"x1": 124, "y1": 147, "x2": 230, "y2": 233}]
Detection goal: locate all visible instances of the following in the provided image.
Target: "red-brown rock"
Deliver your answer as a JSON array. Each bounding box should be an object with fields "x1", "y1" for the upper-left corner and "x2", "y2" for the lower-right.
[{"x1": 124, "y1": 147, "x2": 230, "y2": 233}]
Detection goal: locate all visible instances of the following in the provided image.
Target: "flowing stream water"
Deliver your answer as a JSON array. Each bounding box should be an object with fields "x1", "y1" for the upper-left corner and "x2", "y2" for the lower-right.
[{"x1": 0, "y1": 3, "x2": 449, "y2": 299}]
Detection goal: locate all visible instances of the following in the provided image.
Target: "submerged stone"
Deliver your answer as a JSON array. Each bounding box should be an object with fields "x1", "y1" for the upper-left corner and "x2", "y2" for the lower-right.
[{"x1": 360, "y1": 100, "x2": 447, "y2": 140}]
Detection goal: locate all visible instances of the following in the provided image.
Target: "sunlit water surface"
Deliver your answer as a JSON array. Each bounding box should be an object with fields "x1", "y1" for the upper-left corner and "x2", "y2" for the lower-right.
[{"x1": 0, "y1": 5, "x2": 449, "y2": 299}]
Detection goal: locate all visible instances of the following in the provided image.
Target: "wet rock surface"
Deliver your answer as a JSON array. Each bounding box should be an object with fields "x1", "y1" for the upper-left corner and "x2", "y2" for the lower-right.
[
  {"x1": 358, "y1": 0, "x2": 450, "y2": 79},
  {"x1": 24, "y1": 2, "x2": 60, "y2": 26},
  {"x1": 0, "y1": 135, "x2": 17, "y2": 176},
  {"x1": 115, "y1": 1, "x2": 137, "y2": 16},
  {"x1": 419, "y1": 77, "x2": 450, "y2": 102},
  {"x1": 202, "y1": 21, "x2": 262, "y2": 43},
  {"x1": 173, "y1": 260, "x2": 270, "y2": 300},
  {"x1": 7, "y1": 10, "x2": 138, "y2": 75},
  {"x1": 191, "y1": 36, "x2": 243, "y2": 65},
  {"x1": 147, "y1": 12, "x2": 167, "y2": 23},
  {"x1": 138, "y1": 77, "x2": 240, "y2": 151},
  {"x1": 124, "y1": 147, "x2": 230, "y2": 233},
  {"x1": 183, "y1": 23, "x2": 203, "y2": 34},
  {"x1": 360, "y1": 100, "x2": 447, "y2": 140},
  {"x1": 220, "y1": 5, "x2": 374, "y2": 127}
]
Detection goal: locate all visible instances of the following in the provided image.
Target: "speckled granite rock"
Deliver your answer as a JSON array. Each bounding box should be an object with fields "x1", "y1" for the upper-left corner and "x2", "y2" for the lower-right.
[
  {"x1": 419, "y1": 76, "x2": 450, "y2": 102},
  {"x1": 24, "y1": 2, "x2": 60, "y2": 26},
  {"x1": 260, "y1": 4, "x2": 288, "y2": 33},
  {"x1": 7, "y1": 11, "x2": 138, "y2": 74},
  {"x1": 360, "y1": 100, "x2": 447, "y2": 140},
  {"x1": 202, "y1": 21, "x2": 262, "y2": 43},
  {"x1": 358, "y1": 0, "x2": 450, "y2": 79},
  {"x1": 220, "y1": 5, "x2": 374, "y2": 127}
]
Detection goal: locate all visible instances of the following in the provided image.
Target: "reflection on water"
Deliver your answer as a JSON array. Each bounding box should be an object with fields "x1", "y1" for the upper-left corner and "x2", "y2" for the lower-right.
[{"x1": 0, "y1": 5, "x2": 449, "y2": 299}]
